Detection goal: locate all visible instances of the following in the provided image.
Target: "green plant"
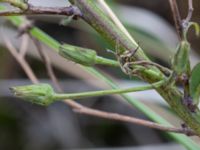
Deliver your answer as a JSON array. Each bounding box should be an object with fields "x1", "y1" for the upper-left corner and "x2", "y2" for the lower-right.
[{"x1": 1, "y1": 0, "x2": 200, "y2": 149}]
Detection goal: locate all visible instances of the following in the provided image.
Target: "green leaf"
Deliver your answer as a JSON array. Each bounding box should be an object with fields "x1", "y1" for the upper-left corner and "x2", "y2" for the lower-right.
[
  {"x1": 190, "y1": 63, "x2": 200, "y2": 105},
  {"x1": 172, "y1": 40, "x2": 190, "y2": 77}
]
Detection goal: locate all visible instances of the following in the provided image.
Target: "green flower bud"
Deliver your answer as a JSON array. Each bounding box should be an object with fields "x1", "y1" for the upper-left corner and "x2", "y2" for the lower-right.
[
  {"x1": 10, "y1": 84, "x2": 55, "y2": 106},
  {"x1": 59, "y1": 44, "x2": 97, "y2": 66},
  {"x1": 172, "y1": 41, "x2": 190, "y2": 77}
]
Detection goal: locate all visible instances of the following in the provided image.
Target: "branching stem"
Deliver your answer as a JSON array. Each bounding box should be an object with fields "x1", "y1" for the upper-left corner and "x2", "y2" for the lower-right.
[
  {"x1": 69, "y1": 0, "x2": 200, "y2": 136},
  {"x1": 4, "y1": 32, "x2": 196, "y2": 137},
  {"x1": 184, "y1": 0, "x2": 193, "y2": 26}
]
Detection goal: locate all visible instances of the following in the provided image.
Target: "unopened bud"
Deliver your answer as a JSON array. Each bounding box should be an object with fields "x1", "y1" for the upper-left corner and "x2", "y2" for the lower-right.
[
  {"x1": 59, "y1": 44, "x2": 97, "y2": 66},
  {"x1": 10, "y1": 84, "x2": 55, "y2": 106}
]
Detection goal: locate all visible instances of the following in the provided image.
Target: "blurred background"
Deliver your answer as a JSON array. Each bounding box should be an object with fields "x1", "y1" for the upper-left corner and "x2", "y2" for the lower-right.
[{"x1": 0, "y1": 0, "x2": 200, "y2": 150}]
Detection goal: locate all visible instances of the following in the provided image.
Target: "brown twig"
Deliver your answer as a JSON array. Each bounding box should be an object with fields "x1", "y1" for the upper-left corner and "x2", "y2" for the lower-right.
[
  {"x1": 19, "y1": 34, "x2": 29, "y2": 58},
  {"x1": 185, "y1": 0, "x2": 193, "y2": 22},
  {"x1": 18, "y1": 21, "x2": 34, "y2": 37},
  {"x1": 74, "y1": 107, "x2": 196, "y2": 136},
  {"x1": 168, "y1": 0, "x2": 182, "y2": 40},
  {"x1": 29, "y1": 35, "x2": 83, "y2": 109},
  {"x1": 183, "y1": 0, "x2": 194, "y2": 28},
  {"x1": 169, "y1": 0, "x2": 194, "y2": 39},
  {"x1": 27, "y1": 36, "x2": 82, "y2": 109},
  {"x1": 0, "y1": 5, "x2": 82, "y2": 17},
  {"x1": 4, "y1": 30, "x2": 197, "y2": 136},
  {"x1": 30, "y1": 36, "x2": 61, "y2": 91},
  {"x1": 3, "y1": 36, "x2": 39, "y2": 84}
]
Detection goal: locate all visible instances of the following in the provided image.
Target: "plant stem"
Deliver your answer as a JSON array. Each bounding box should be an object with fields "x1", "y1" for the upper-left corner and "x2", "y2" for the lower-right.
[
  {"x1": 4, "y1": 13, "x2": 200, "y2": 149},
  {"x1": 59, "y1": 43, "x2": 119, "y2": 67},
  {"x1": 97, "y1": 0, "x2": 138, "y2": 46},
  {"x1": 185, "y1": 0, "x2": 193, "y2": 24},
  {"x1": 95, "y1": 56, "x2": 119, "y2": 67},
  {"x1": 54, "y1": 80, "x2": 164, "y2": 100},
  {"x1": 168, "y1": 0, "x2": 182, "y2": 40},
  {"x1": 69, "y1": 0, "x2": 200, "y2": 136},
  {"x1": 0, "y1": 5, "x2": 82, "y2": 17},
  {"x1": 4, "y1": 36, "x2": 197, "y2": 137}
]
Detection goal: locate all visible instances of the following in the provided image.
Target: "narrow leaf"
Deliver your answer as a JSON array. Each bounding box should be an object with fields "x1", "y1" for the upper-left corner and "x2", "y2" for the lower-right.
[{"x1": 190, "y1": 63, "x2": 200, "y2": 105}]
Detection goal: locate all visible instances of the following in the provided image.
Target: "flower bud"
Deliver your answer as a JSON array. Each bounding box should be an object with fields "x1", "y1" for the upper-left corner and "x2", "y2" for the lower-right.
[
  {"x1": 10, "y1": 84, "x2": 55, "y2": 106},
  {"x1": 59, "y1": 44, "x2": 97, "y2": 66}
]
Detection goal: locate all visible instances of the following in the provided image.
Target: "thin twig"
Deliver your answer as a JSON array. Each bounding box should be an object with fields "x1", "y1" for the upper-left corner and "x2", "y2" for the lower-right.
[
  {"x1": 169, "y1": 0, "x2": 194, "y2": 39},
  {"x1": 0, "y1": 5, "x2": 82, "y2": 17},
  {"x1": 74, "y1": 107, "x2": 196, "y2": 136},
  {"x1": 185, "y1": 0, "x2": 193, "y2": 24},
  {"x1": 182, "y1": 0, "x2": 194, "y2": 30},
  {"x1": 3, "y1": 36, "x2": 39, "y2": 84},
  {"x1": 19, "y1": 34, "x2": 29, "y2": 58},
  {"x1": 168, "y1": 0, "x2": 182, "y2": 40},
  {"x1": 5, "y1": 33, "x2": 196, "y2": 136},
  {"x1": 18, "y1": 21, "x2": 34, "y2": 37},
  {"x1": 30, "y1": 36, "x2": 61, "y2": 91},
  {"x1": 27, "y1": 35, "x2": 82, "y2": 109}
]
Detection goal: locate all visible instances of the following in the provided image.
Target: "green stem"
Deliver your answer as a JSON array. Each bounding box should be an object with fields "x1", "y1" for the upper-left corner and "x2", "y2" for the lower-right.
[
  {"x1": 59, "y1": 43, "x2": 119, "y2": 67},
  {"x1": 95, "y1": 56, "x2": 118, "y2": 67},
  {"x1": 84, "y1": 67, "x2": 200, "y2": 150},
  {"x1": 54, "y1": 80, "x2": 164, "y2": 100},
  {"x1": 69, "y1": 0, "x2": 200, "y2": 136}
]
